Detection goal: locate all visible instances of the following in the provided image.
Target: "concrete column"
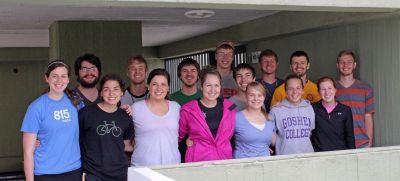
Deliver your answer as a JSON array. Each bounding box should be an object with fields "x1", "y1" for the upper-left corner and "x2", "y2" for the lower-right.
[{"x1": 49, "y1": 21, "x2": 142, "y2": 84}]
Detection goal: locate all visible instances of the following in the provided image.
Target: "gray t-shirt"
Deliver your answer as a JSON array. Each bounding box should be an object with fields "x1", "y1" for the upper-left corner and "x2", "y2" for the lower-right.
[
  {"x1": 120, "y1": 89, "x2": 148, "y2": 106},
  {"x1": 221, "y1": 71, "x2": 238, "y2": 98},
  {"x1": 270, "y1": 99, "x2": 315, "y2": 155},
  {"x1": 229, "y1": 96, "x2": 247, "y2": 111}
]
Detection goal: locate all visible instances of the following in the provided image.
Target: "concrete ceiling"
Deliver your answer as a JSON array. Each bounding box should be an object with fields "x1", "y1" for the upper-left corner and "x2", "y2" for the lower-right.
[
  {"x1": 1, "y1": 1, "x2": 398, "y2": 48},
  {"x1": 0, "y1": 3, "x2": 277, "y2": 47}
]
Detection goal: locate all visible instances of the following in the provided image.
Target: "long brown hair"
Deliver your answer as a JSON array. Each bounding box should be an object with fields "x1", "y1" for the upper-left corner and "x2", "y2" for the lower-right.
[
  {"x1": 45, "y1": 60, "x2": 80, "y2": 108},
  {"x1": 245, "y1": 81, "x2": 269, "y2": 120}
]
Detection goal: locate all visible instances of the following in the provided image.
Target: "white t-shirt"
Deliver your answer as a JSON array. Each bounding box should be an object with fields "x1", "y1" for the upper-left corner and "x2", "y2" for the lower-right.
[{"x1": 131, "y1": 100, "x2": 181, "y2": 166}]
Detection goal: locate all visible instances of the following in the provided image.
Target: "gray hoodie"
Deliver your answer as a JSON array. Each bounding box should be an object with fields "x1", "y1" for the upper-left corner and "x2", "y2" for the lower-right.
[{"x1": 270, "y1": 98, "x2": 315, "y2": 155}]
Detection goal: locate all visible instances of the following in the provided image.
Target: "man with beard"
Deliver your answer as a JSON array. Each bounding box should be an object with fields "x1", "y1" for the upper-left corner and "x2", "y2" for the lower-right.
[
  {"x1": 270, "y1": 51, "x2": 320, "y2": 107},
  {"x1": 73, "y1": 53, "x2": 102, "y2": 107},
  {"x1": 215, "y1": 40, "x2": 238, "y2": 98},
  {"x1": 256, "y1": 49, "x2": 284, "y2": 112},
  {"x1": 335, "y1": 50, "x2": 375, "y2": 148},
  {"x1": 120, "y1": 56, "x2": 149, "y2": 106},
  {"x1": 170, "y1": 58, "x2": 202, "y2": 106}
]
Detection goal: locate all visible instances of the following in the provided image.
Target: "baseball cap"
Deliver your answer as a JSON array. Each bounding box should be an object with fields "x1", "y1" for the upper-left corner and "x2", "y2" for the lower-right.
[{"x1": 216, "y1": 40, "x2": 235, "y2": 51}]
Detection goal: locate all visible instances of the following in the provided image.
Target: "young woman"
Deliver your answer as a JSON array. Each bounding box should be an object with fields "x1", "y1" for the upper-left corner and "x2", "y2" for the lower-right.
[
  {"x1": 311, "y1": 76, "x2": 355, "y2": 151},
  {"x1": 131, "y1": 68, "x2": 181, "y2": 166},
  {"x1": 21, "y1": 60, "x2": 81, "y2": 181},
  {"x1": 234, "y1": 82, "x2": 275, "y2": 158},
  {"x1": 179, "y1": 66, "x2": 236, "y2": 162},
  {"x1": 269, "y1": 74, "x2": 315, "y2": 155},
  {"x1": 79, "y1": 74, "x2": 133, "y2": 181}
]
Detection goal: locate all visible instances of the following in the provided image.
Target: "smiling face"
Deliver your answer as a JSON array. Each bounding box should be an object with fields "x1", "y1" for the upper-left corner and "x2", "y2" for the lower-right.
[
  {"x1": 290, "y1": 56, "x2": 310, "y2": 77},
  {"x1": 235, "y1": 68, "x2": 255, "y2": 92},
  {"x1": 201, "y1": 74, "x2": 221, "y2": 102},
  {"x1": 100, "y1": 80, "x2": 123, "y2": 106},
  {"x1": 285, "y1": 78, "x2": 304, "y2": 105},
  {"x1": 216, "y1": 48, "x2": 234, "y2": 70},
  {"x1": 127, "y1": 60, "x2": 147, "y2": 85},
  {"x1": 78, "y1": 61, "x2": 99, "y2": 88},
  {"x1": 318, "y1": 80, "x2": 336, "y2": 104},
  {"x1": 337, "y1": 54, "x2": 356, "y2": 77},
  {"x1": 260, "y1": 55, "x2": 278, "y2": 75},
  {"x1": 46, "y1": 66, "x2": 70, "y2": 95},
  {"x1": 148, "y1": 75, "x2": 169, "y2": 101},
  {"x1": 180, "y1": 64, "x2": 199, "y2": 87},
  {"x1": 246, "y1": 86, "x2": 265, "y2": 110}
]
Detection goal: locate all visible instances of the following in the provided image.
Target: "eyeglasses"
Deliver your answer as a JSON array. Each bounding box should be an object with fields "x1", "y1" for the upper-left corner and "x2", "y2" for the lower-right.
[
  {"x1": 216, "y1": 52, "x2": 234, "y2": 58},
  {"x1": 80, "y1": 66, "x2": 98, "y2": 72}
]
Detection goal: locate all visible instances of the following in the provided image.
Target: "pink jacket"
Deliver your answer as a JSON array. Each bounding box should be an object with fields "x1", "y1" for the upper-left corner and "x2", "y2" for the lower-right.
[{"x1": 179, "y1": 99, "x2": 236, "y2": 162}]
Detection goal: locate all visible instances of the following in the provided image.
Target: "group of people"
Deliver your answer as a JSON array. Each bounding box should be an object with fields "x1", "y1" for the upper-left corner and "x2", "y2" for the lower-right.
[{"x1": 20, "y1": 40, "x2": 375, "y2": 181}]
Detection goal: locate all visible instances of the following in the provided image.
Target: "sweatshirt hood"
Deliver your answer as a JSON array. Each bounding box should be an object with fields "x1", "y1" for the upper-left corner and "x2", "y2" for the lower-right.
[{"x1": 281, "y1": 98, "x2": 310, "y2": 109}]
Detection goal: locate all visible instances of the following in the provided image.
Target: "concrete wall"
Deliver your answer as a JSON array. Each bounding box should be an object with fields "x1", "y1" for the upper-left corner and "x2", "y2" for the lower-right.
[
  {"x1": 0, "y1": 57, "x2": 48, "y2": 172},
  {"x1": 148, "y1": 146, "x2": 400, "y2": 181}
]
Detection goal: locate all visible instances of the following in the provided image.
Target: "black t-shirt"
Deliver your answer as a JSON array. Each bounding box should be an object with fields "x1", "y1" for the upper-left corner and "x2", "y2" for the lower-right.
[
  {"x1": 198, "y1": 98, "x2": 223, "y2": 138},
  {"x1": 79, "y1": 104, "x2": 133, "y2": 181}
]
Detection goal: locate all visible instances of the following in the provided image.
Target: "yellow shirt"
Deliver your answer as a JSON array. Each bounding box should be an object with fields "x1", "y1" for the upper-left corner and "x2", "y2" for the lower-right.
[{"x1": 270, "y1": 80, "x2": 321, "y2": 107}]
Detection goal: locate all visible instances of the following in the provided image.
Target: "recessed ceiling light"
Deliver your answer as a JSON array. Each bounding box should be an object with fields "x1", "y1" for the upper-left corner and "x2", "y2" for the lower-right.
[{"x1": 184, "y1": 10, "x2": 215, "y2": 19}]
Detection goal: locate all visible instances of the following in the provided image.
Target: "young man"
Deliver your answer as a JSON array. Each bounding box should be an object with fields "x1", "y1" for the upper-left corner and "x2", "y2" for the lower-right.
[
  {"x1": 120, "y1": 56, "x2": 149, "y2": 106},
  {"x1": 269, "y1": 74, "x2": 315, "y2": 155},
  {"x1": 170, "y1": 58, "x2": 202, "y2": 106},
  {"x1": 229, "y1": 63, "x2": 256, "y2": 111},
  {"x1": 257, "y1": 49, "x2": 284, "y2": 112},
  {"x1": 73, "y1": 53, "x2": 102, "y2": 107},
  {"x1": 170, "y1": 58, "x2": 202, "y2": 163},
  {"x1": 335, "y1": 50, "x2": 375, "y2": 148},
  {"x1": 270, "y1": 50, "x2": 321, "y2": 107},
  {"x1": 215, "y1": 40, "x2": 238, "y2": 98}
]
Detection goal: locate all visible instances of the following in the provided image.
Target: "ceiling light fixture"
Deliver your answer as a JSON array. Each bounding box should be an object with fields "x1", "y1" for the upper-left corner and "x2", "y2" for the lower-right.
[{"x1": 184, "y1": 10, "x2": 215, "y2": 19}]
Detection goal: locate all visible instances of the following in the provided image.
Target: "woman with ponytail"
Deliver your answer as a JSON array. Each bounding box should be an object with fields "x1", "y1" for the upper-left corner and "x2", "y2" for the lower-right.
[
  {"x1": 233, "y1": 81, "x2": 276, "y2": 158},
  {"x1": 21, "y1": 60, "x2": 82, "y2": 181}
]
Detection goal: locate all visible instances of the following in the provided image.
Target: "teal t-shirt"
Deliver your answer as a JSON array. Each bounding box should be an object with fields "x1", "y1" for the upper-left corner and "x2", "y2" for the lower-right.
[{"x1": 170, "y1": 90, "x2": 202, "y2": 106}]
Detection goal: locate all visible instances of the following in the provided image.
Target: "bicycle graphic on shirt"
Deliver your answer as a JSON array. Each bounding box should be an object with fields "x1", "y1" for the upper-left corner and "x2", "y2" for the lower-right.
[{"x1": 96, "y1": 121, "x2": 122, "y2": 137}]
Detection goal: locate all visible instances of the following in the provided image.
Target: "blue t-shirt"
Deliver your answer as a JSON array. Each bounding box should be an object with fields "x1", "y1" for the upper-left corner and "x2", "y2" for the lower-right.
[
  {"x1": 234, "y1": 111, "x2": 274, "y2": 159},
  {"x1": 21, "y1": 93, "x2": 81, "y2": 175}
]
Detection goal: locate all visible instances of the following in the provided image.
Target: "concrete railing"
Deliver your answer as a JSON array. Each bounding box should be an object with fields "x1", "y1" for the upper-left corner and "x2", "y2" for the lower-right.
[{"x1": 129, "y1": 146, "x2": 400, "y2": 181}]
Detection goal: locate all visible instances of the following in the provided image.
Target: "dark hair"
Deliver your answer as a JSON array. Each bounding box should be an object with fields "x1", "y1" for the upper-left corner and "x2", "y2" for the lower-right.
[
  {"x1": 127, "y1": 55, "x2": 148, "y2": 70},
  {"x1": 147, "y1": 68, "x2": 170, "y2": 86},
  {"x1": 74, "y1": 53, "x2": 102, "y2": 76},
  {"x1": 317, "y1": 76, "x2": 337, "y2": 91},
  {"x1": 199, "y1": 65, "x2": 221, "y2": 87},
  {"x1": 46, "y1": 60, "x2": 71, "y2": 78},
  {"x1": 246, "y1": 81, "x2": 268, "y2": 118},
  {"x1": 336, "y1": 50, "x2": 356, "y2": 63},
  {"x1": 45, "y1": 60, "x2": 80, "y2": 107},
  {"x1": 258, "y1": 49, "x2": 278, "y2": 63},
  {"x1": 290, "y1": 50, "x2": 309, "y2": 65},
  {"x1": 177, "y1": 58, "x2": 200, "y2": 78},
  {"x1": 147, "y1": 68, "x2": 171, "y2": 100},
  {"x1": 233, "y1": 63, "x2": 256, "y2": 80},
  {"x1": 99, "y1": 74, "x2": 125, "y2": 92},
  {"x1": 284, "y1": 74, "x2": 304, "y2": 91}
]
